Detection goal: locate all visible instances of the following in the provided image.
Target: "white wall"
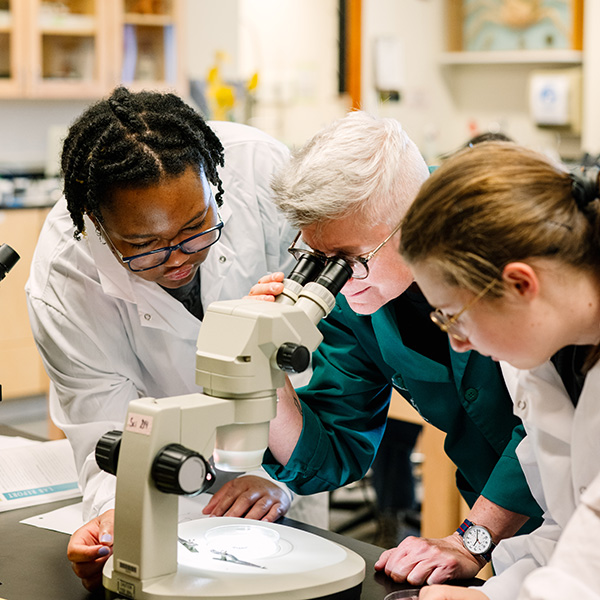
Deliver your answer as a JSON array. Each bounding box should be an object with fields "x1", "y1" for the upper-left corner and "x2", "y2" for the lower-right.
[
  {"x1": 186, "y1": 0, "x2": 349, "y2": 147},
  {"x1": 237, "y1": 0, "x2": 348, "y2": 146},
  {"x1": 360, "y1": 0, "x2": 587, "y2": 163},
  {"x1": 185, "y1": 0, "x2": 240, "y2": 82},
  {"x1": 581, "y1": 0, "x2": 600, "y2": 154},
  {"x1": 2, "y1": 0, "x2": 598, "y2": 169},
  {"x1": 0, "y1": 99, "x2": 89, "y2": 172},
  {"x1": 187, "y1": 0, "x2": 599, "y2": 160}
]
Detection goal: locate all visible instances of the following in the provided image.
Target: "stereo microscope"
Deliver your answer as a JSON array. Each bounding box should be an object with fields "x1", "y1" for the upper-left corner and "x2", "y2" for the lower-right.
[{"x1": 96, "y1": 252, "x2": 366, "y2": 599}]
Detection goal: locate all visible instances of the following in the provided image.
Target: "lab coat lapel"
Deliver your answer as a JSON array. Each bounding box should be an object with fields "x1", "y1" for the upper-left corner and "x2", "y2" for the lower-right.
[
  {"x1": 449, "y1": 346, "x2": 472, "y2": 391},
  {"x1": 85, "y1": 215, "x2": 198, "y2": 337},
  {"x1": 515, "y1": 362, "x2": 576, "y2": 525},
  {"x1": 200, "y1": 201, "x2": 235, "y2": 308},
  {"x1": 515, "y1": 362, "x2": 574, "y2": 444},
  {"x1": 85, "y1": 217, "x2": 137, "y2": 303},
  {"x1": 374, "y1": 306, "x2": 452, "y2": 383},
  {"x1": 571, "y1": 365, "x2": 600, "y2": 498}
]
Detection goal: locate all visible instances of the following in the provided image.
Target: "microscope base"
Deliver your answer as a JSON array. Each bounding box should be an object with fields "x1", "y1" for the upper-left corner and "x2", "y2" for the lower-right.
[{"x1": 103, "y1": 516, "x2": 365, "y2": 600}]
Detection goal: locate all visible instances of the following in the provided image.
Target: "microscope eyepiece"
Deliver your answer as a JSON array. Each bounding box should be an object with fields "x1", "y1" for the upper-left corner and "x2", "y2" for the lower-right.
[
  {"x1": 0, "y1": 244, "x2": 20, "y2": 282},
  {"x1": 314, "y1": 257, "x2": 353, "y2": 298},
  {"x1": 286, "y1": 251, "x2": 326, "y2": 286}
]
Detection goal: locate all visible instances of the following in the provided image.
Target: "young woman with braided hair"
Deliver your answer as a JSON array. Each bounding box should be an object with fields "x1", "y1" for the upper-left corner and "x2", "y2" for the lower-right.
[
  {"x1": 25, "y1": 86, "x2": 325, "y2": 591},
  {"x1": 397, "y1": 141, "x2": 600, "y2": 599}
]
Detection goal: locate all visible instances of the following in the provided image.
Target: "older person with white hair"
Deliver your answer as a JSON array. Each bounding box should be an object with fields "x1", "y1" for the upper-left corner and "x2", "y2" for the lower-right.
[{"x1": 249, "y1": 111, "x2": 544, "y2": 587}]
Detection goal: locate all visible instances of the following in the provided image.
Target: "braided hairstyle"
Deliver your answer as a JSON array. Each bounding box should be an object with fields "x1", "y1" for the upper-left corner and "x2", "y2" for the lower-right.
[{"x1": 61, "y1": 86, "x2": 225, "y2": 239}]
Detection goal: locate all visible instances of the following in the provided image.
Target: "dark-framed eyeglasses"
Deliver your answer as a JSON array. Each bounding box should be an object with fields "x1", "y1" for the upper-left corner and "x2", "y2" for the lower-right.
[
  {"x1": 287, "y1": 221, "x2": 402, "y2": 280},
  {"x1": 96, "y1": 216, "x2": 224, "y2": 272},
  {"x1": 429, "y1": 280, "x2": 496, "y2": 342}
]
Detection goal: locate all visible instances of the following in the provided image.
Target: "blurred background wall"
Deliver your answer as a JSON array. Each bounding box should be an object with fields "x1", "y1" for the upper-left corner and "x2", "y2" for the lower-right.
[{"x1": 1, "y1": 0, "x2": 599, "y2": 170}]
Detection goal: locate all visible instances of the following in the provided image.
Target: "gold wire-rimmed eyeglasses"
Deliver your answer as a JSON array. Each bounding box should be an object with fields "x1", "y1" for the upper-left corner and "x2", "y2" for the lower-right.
[{"x1": 429, "y1": 280, "x2": 496, "y2": 342}]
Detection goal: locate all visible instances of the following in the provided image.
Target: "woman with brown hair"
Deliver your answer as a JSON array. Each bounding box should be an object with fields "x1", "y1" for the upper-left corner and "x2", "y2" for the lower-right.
[{"x1": 398, "y1": 141, "x2": 600, "y2": 599}]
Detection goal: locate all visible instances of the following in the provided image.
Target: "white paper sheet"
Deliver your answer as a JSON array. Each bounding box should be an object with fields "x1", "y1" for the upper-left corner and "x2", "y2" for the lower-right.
[
  {"x1": 0, "y1": 434, "x2": 42, "y2": 450},
  {"x1": 20, "y1": 500, "x2": 84, "y2": 534},
  {"x1": 21, "y1": 494, "x2": 211, "y2": 535},
  {"x1": 0, "y1": 438, "x2": 80, "y2": 512}
]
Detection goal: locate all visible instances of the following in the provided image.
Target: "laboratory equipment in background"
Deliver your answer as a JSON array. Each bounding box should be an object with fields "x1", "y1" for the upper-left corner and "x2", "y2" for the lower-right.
[
  {"x1": 529, "y1": 68, "x2": 582, "y2": 134},
  {"x1": 0, "y1": 243, "x2": 19, "y2": 283},
  {"x1": 0, "y1": 172, "x2": 61, "y2": 208},
  {"x1": 0, "y1": 242, "x2": 19, "y2": 402},
  {"x1": 96, "y1": 253, "x2": 366, "y2": 599}
]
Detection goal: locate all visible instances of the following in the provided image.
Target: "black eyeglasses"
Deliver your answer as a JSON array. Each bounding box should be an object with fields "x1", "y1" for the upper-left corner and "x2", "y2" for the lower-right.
[
  {"x1": 287, "y1": 221, "x2": 402, "y2": 280},
  {"x1": 97, "y1": 216, "x2": 223, "y2": 272}
]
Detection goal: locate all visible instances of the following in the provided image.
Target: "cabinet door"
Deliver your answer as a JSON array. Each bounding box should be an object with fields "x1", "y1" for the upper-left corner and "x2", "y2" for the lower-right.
[
  {"x1": 26, "y1": 0, "x2": 110, "y2": 98},
  {"x1": 112, "y1": 0, "x2": 186, "y2": 94},
  {"x1": 0, "y1": 208, "x2": 50, "y2": 399},
  {"x1": 0, "y1": 0, "x2": 26, "y2": 96}
]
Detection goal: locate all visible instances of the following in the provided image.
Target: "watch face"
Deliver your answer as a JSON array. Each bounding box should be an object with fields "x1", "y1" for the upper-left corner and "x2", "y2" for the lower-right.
[{"x1": 462, "y1": 525, "x2": 492, "y2": 555}]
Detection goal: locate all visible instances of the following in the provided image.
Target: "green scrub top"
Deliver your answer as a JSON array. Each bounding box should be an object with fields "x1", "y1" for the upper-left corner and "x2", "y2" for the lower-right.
[{"x1": 263, "y1": 289, "x2": 543, "y2": 528}]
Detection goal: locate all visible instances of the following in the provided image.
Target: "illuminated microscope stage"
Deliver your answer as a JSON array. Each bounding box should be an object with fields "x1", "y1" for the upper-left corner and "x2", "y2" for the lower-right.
[{"x1": 104, "y1": 516, "x2": 366, "y2": 600}]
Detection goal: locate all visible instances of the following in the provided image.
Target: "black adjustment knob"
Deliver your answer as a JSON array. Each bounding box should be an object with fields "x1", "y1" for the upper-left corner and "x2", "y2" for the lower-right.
[
  {"x1": 95, "y1": 430, "x2": 123, "y2": 475},
  {"x1": 151, "y1": 444, "x2": 215, "y2": 496},
  {"x1": 276, "y1": 342, "x2": 311, "y2": 373}
]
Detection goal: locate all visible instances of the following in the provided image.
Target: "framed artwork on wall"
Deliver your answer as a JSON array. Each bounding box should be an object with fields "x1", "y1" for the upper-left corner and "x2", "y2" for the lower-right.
[{"x1": 446, "y1": 0, "x2": 584, "y2": 53}]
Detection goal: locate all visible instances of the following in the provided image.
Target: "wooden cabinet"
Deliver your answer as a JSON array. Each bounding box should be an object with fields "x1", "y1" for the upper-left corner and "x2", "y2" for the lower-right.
[
  {"x1": 28, "y1": 0, "x2": 111, "y2": 98},
  {"x1": 114, "y1": 0, "x2": 186, "y2": 94},
  {"x1": 0, "y1": 0, "x2": 185, "y2": 99},
  {"x1": 0, "y1": 0, "x2": 25, "y2": 96},
  {"x1": 0, "y1": 207, "x2": 50, "y2": 400}
]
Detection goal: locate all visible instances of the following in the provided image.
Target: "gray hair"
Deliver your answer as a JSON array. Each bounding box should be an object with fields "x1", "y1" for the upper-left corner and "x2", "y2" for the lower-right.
[{"x1": 271, "y1": 111, "x2": 429, "y2": 229}]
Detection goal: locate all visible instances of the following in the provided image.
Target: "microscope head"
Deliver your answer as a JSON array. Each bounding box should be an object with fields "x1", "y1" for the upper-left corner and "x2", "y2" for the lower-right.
[{"x1": 195, "y1": 254, "x2": 352, "y2": 473}]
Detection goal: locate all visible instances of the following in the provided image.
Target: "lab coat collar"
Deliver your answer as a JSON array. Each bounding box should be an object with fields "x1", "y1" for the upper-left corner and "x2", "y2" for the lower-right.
[
  {"x1": 87, "y1": 225, "x2": 180, "y2": 333},
  {"x1": 450, "y1": 347, "x2": 472, "y2": 390},
  {"x1": 84, "y1": 203, "x2": 234, "y2": 333},
  {"x1": 85, "y1": 213, "x2": 140, "y2": 305},
  {"x1": 514, "y1": 361, "x2": 575, "y2": 445},
  {"x1": 199, "y1": 199, "x2": 233, "y2": 307}
]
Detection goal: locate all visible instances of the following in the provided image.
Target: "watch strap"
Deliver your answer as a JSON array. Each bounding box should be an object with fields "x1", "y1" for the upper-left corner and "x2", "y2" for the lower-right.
[
  {"x1": 456, "y1": 519, "x2": 494, "y2": 563},
  {"x1": 456, "y1": 518, "x2": 474, "y2": 537}
]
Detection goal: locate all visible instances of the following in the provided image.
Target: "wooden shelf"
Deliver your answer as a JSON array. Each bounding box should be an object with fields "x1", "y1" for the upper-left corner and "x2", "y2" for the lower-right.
[
  {"x1": 440, "y1": 49, "x2": 583, "y2": 66},
  {"x1": 123, "y1": 13, "x2": 174, "y2": 26},
  {"x1": 39, "y1": 26, "x2": 97, "y2": 36}
]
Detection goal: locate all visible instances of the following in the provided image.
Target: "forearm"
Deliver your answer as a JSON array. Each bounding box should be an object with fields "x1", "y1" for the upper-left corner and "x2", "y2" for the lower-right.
[
  {"x1": 268, "y1": 375, "x2": 303, "y2": 465},
  {"x1": 460, "y1": 495, "x2": 530, "y2": 547}
]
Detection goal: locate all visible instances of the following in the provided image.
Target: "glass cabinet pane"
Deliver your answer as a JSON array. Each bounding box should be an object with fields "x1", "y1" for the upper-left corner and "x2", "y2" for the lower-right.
[
  {"x1": 0, "y1": 0, "x2": 13, "y2": 81},
  {"x1": 121, "y1": 0, "x2": 178, "y2": 87},
  {"x1": 38, "y1": 0, "x2": 97, "y2": 82}
]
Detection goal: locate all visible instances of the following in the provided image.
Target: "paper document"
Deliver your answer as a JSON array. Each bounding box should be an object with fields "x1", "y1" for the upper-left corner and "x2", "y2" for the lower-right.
[
  {"x1": 0, "y1": 438, "x2": 80, "y2": 512},
  {"x1": 21, "y1": 500, "x2": 84, "y2": 535},
  {"x1": 21, "y1": 494, "x2": 210, "y2": 535}
]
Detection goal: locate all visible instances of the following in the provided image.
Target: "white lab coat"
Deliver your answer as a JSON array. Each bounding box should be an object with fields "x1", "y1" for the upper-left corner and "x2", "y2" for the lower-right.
[
  {"x1": 481, "y1": 360, "x2": 600, "y2": 600},
  {"x1": 25, "y1": 121, "x2": 327, "y2": 527}
]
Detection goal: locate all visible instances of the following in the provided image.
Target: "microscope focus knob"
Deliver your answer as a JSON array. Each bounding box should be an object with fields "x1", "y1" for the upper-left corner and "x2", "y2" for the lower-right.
[
  {"x1": 151, "y1": 444, "x2": 216, "y2": 496},
  {"x1": 276, "y1": 342, "x2": 311, "y2": 373},
  {"x1": 95, "y1": 430, "x2": 123, "y2": 475}
]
